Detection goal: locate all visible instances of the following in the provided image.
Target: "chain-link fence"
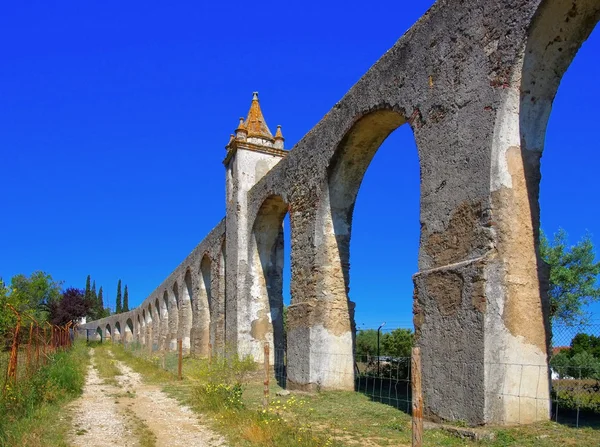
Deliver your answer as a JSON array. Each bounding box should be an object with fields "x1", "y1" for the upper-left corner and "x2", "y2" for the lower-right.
[{"x1": 550, "y1": 321, "x2": 600, "y2": 427}]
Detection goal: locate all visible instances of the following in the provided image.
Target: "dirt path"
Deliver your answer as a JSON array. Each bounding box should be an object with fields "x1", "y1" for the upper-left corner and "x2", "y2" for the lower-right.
[{"x1": 68, "y1": 349, "x2": 227, "y2": 447}]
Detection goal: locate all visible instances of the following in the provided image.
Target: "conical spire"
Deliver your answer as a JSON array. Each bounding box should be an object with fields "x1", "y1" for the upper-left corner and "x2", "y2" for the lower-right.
[{"x1": 244, "y1": 92, "x2": 273, "y2": 140}]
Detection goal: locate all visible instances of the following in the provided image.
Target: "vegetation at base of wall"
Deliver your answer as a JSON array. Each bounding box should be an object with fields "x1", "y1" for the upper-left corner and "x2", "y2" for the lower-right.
[{"x1": 0, "y1": 340, "x2": 89, "y2": 446}]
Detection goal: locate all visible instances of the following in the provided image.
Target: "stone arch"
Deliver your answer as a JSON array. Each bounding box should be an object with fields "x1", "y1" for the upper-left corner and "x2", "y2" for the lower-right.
[
  {"x1": 114, "y1": 321, "x2": 122, "y2": 343},
  {"x1": 105, "y1": 323, "x2": 112, "y2": 341},
  {"x1": 153, "y1": 298, "x2": 161, "y2": 349},
  {"x1": 287, "y1": 109, "x2": 407, "y2": 391},
  {"x1": 136, "y1": 313, "x2": 142, "y2": 344},
  {"x1": 248, "y1": 194, "x2": 288, "y2": 365},
  {"x1": 479, "y1": 0, "x2": 600, "y2": 424},
  {"x1": 141, "y1": 309, "x2": 147, "y2": 345},
  {"x1": 180, "y1": 273, "x2": 193, "y2": 353},
  {"x1": 146, "y1": 304, "x2": 154, "y2": 351},
  {"x1": 161, "y1": 291, "x2": 169, "y2": 350},
  {"x1": 95, "y1": 326, "x2": 102, "y2": 341},
  {"x1": 191, "y1": 256, "x2": 211, "y2": 356},
  {"x1": 168, "y1": 283, "x2": 180, "y2": 351},
  {"x1": 125, "y1": 318, "x2": 134, "y2": 344}
]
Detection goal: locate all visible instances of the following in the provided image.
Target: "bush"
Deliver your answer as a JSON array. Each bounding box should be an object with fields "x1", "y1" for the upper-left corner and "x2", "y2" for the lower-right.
[{"x1": 552, "y1": 379, "x2": 600, "y2": 413}]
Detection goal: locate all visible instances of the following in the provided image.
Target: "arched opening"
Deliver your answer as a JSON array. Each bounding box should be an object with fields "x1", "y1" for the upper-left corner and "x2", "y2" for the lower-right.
[
  {"x1": 114, "y1": 321, "x2": 122, "y2": 343},
  {"x1": 161, "y1": 291, "x2": 169, "y2": 350},
  {"x1": 96, "y1": 326, "x2": 102, "y2": 341},
  {"x1": 249, "y1": 194, "x2": 288, "y2": 368},
  {"x1": 191, "y1": 257, "x2": 211, "y2": 356},
  {"x1": 136, "y1": 313, "x2": 142, "y2": 344},
  {"x1": 141, "y1": 310, "x2": 147, "y2": 345},
  {"x1": 516, "y1": 0, "x2": 600, "y2": 426},
  {"x1": 125, "y1": 318, "x2": 134, "y2": 344},
  {"x1": 181, "y1": 272, "x2": 193, "y2": 353},
  {"x1": 288, "y1": 109, "x2": 410, "y2": 391},
  {"x1": 169, "y1": 283, "x2": 180, "y2": 351},
  {"x1": 146, "y1": 305, "x2": 154, "y2": 351},
  {"x1": 154, "y1": 298, "x2": 161, "y2": 350},
  {"x1": 105, "y1": 323, "x2": 112, "y2": 341}
]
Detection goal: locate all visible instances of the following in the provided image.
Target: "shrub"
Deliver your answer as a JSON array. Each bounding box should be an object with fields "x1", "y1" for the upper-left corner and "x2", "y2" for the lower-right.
[{"x1": 552, "y1": 379, "x2": 600, "y2": 413}]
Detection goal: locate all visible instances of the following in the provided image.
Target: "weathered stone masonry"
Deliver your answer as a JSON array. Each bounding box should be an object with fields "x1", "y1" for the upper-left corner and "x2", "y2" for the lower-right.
[{"x1": 84, "y1": 0, "x2": 600, "y2": 426}]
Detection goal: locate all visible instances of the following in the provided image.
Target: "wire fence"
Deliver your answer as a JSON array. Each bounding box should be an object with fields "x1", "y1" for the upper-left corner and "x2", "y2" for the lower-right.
[
  {"x1": 88, "y1": 321, "x2": 600, "y2": 433},
  {"x1": 2, "y1": 305, "x2": 74, "y2": 393}
]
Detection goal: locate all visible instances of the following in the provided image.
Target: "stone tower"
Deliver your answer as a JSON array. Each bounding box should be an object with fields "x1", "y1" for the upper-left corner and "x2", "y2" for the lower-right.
[{"x1": 224, "y1": 92, "x2": 287, "y2": 359}]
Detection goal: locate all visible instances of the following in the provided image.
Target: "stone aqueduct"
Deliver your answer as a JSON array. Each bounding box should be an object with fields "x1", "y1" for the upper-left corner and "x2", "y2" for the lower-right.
[{"x1": 84, "y1": 0, "x2": 600, "y2": 426}]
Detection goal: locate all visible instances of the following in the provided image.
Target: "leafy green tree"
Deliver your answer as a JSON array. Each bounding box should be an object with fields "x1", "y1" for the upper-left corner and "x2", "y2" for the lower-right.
[
  {"x1": 123, "y1": 285, "x2": 129, "y2": 312},
  {"x1": 540, "y1": 229, "x2": 600, "y2": 326},
  {"x1": 0, "y1": 272, "x2": 62, "y2": 335},
  {"x1": 382, "y1": 328, "x2": 413, "y2": 358},
  {"x1": 571, "y1": 333, "x2": 600, "y2": 359},
  {"x1": 116, "y1": 279, "x2": 122, "y2": 314},
  {"x1": 355, "y1": 329, "x2": 378, "y2": 359}
]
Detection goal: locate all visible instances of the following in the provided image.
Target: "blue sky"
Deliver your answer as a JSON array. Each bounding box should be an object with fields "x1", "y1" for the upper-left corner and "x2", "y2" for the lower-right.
[{"x1": 1, "y1": 1, "x2": 598, "y2": 331}]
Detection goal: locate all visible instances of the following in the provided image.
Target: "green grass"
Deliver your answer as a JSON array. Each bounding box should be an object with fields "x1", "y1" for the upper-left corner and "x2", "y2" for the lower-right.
[
  {"x1": 92, "y1": 344, "x2": 122, "y2": 385},
  {"x1": 105, "y1": 344, "x2": 600, "y2": 447},
  {"x1": 0, "y1": 340, "x2": 89, "y2": 447}
]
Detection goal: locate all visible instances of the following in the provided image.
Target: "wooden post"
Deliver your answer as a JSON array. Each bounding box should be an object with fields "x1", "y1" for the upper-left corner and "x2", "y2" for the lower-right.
[
  {"x1": 263, "y1": 343, "x2": 270, "y2": 408},
  {"x1": 35, "y1": 325, "x2": 40, "y2": 368},
  {"x1": 177, "y1": 339, "x2": 183, "y2": 380},
  {"x1": 208, "y1": 343, "x2": 212, "y2": 365},
  {"x1": 26, "y1": 323, "x2": 33, "y2": 377},
  {"x1": 411, "y1": 347, "x2": 423, "y2": 447}
]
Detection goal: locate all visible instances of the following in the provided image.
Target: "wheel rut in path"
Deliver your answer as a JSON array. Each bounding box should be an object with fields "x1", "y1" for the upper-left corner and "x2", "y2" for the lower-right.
[{"x1": 68, "y1": 349, "x2": 227, "y2": 447}]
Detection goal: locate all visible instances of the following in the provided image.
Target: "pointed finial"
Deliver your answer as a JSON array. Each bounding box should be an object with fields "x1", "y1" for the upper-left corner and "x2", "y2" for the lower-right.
[
  {"x1": 244, "y1": 92, "x2": 273, "y2": 139},
  {"x1": 236, "y1": 117, "x2": 246, "y2": 131},
  {"x1": 274, "y1": 125, "x2": 284, "y2": 140}
]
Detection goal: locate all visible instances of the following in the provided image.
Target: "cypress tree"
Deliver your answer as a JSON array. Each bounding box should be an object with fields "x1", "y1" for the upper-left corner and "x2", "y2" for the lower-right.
[
  {"x1": 116, "y1": 279, "x2": 122, "y2": 314},
  {"x1": 91, "y1": 280, "x2": 98, "y2": 318},
  {"x1": 123, "y1": 285, "x2": 129, "y2": 312},
  {"x1": 98, "y1": 286, "x2": 104, "y2": 318},
  {"x1": 85, "y1": 275, "x2": 91, "y2": 301}
]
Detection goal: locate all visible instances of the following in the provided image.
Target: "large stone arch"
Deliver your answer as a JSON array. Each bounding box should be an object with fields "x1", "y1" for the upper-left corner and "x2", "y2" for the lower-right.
[
  {"x1": 105, "y1": 323, "x2": 112, "y2": 341},
  {"x1": 214, "y1": 240, "x2": 226, "y2": 351},
  {"x1": 169, "y1": 282, "x2": 180, "y2": 351},
  {"x1": 479, "y1": 0, "x2": 600, "y2": 424},
  {"x1": 247, "y1": 194, "x2": 288, "y2": 365},
  {"x1": 160, "y1": 291, "x2": 169, "y2": 350},
  {"x1": 114, "y1": 321, "x2": 122, "y2": 343},
  {"x1": 146, "y1": 304, "x2": 154, "y2": 351},
  {"x1": 191, "y1": 258, "x2": 211, "y2": 356},
  {"x1": 124, "y1": 318, "x2": 134, "y2": 344},
  {"x1": 180, "y1": 273, "x2": 193, "y2": 353},
  {"x1": 286, "y1": 109, "x2": 407, "y2": 391}
]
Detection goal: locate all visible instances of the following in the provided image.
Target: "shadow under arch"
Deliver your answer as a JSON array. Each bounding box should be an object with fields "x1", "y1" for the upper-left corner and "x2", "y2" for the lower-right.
[{"x1": 249, "y1": 194, "x2": 288, "y2": 386}]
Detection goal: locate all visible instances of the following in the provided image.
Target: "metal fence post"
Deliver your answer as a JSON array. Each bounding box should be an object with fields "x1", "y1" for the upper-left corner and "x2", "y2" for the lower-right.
[{"x1": 411, "y1": 347, "x2": 423, "y2": 447}]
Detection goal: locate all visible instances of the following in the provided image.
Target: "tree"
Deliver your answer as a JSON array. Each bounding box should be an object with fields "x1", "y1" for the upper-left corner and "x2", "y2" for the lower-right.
[
  {"x1": 382, "y1": 328, "x2": 413, "y2": 358},
  {"x1": 97, "y1": 286, "x2": 105, "y2": 318},
  {"x1": 0, "y1": 272, "x2": 62, "y2": 336},
  {"x1": 48, "y1": 287, "x2": 88, "y2": 326},
  {"x1": 84, "y1": 275, "x2": 91, "y2": 302},
  {"x1": 540, "y1": 229, "x2": 600, "y2": 326},
  {"x1": 123, "y1": 285, "x2": 129, "y2": 312},
  {"x1": 356, "y1": 329, "x2": 378, "y2": 359},
  {"x1": 116, "y1": 279, "x2": 122, "y2": 314}
]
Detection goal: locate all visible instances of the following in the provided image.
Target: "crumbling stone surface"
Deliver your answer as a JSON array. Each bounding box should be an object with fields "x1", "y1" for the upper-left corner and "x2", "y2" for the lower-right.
[{"x1": 84, "y1": 0, "x2": 600, "y2": 426}]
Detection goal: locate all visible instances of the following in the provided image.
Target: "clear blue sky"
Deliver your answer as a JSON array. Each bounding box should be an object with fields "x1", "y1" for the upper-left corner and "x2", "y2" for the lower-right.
[{"x1": 1, "y1": 1, "x2": 599, "y2": 331}]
